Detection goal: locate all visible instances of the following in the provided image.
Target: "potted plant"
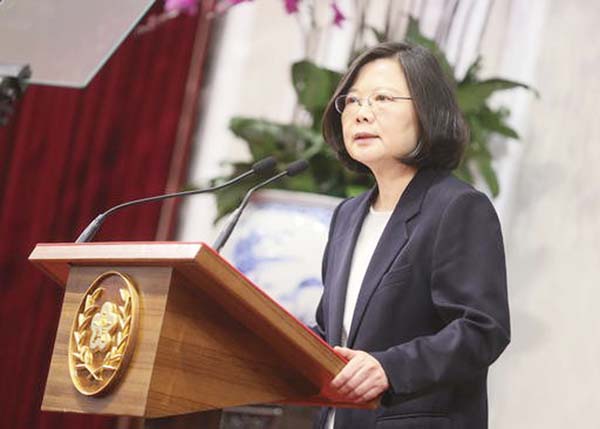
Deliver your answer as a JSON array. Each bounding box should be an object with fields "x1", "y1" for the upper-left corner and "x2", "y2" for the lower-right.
[{"x1": 210, "y1": 16, "x2": 536, "y2": 220}]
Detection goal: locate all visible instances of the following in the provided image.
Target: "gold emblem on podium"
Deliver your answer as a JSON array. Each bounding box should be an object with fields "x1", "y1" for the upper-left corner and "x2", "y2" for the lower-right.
[{"x1": 68, "y1": 271, "x2": 139, "y2": 396}]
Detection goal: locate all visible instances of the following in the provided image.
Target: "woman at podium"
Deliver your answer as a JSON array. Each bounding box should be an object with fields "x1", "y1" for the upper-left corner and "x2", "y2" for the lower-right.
[{"x1": 312, "y1": 42, "x2": 510, "y2": 429}]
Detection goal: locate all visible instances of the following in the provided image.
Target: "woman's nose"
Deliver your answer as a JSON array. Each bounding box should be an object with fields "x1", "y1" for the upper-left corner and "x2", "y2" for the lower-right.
[{"x1": 354, "y1": 104, "x2": 374, "y2": 123}]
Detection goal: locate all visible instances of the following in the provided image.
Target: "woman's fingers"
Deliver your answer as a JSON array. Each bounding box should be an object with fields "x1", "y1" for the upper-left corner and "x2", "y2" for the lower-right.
[
  {"x1": 329, "y1": 348, "x2": 389, "y2": 402},
  {"x1": 334, "y1": 346, "x2": 358, "y2": 359},
  {"x1": 344, "y1": 363, "x2": 384, "y2": 400},
  {"x1": 331, "y1": 351, "x2": 366, "y2": 391}
]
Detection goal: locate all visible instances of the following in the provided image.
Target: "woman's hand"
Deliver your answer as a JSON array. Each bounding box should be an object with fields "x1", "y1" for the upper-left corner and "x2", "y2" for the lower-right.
[{"x1": 330, "y1": 347, "x2": 390, "y2": 403}]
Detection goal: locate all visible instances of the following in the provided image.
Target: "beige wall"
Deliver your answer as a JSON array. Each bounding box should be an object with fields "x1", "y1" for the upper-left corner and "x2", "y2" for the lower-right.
[{"x1": 490, "y1": 1, "x2": 600, "y2": 427}]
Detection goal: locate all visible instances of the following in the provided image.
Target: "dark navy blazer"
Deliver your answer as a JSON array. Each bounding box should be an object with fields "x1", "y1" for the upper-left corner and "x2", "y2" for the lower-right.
[{"x1": 313, "y1": 168, "x2": 510, "y2": 429}]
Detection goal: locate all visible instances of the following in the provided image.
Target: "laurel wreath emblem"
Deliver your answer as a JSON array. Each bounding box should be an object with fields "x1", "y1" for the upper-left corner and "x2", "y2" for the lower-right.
[
  {"x1": 68, "y1": 271, "x2": 138, "y2": 396},
  {"x1": 71, "y1": 286, "x2": 132, "y2": 381}
]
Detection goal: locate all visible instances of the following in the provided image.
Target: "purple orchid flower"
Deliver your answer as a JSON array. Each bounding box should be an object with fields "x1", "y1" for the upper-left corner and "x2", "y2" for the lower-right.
[
  {"x1": 331, "y1": 1, "x2": 345, "y2": 27},
  {"x1": 283, "y1": 0, "x2": 301, "y2": 14},
  {"x1": 164, "y1": 0, "x2": 199, "y2": 15}
]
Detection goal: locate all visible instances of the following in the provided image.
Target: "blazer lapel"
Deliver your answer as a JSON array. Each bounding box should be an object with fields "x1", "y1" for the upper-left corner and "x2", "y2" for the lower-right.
[
  {"x1": 346, "y1": 168, "x2": 440, "y2": 347},
  {"x1": 327, "y1": 188, "x2": 375, "y2": 346}
]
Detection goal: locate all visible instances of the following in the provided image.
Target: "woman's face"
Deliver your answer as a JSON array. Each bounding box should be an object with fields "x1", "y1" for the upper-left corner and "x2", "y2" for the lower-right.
[{"x1": 341, "y1": 58, "x2": 420, "y2": 172}]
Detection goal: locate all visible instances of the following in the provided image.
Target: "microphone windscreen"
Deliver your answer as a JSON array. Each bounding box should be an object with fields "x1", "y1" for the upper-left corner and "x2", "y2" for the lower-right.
[
  {"x1": 252, "y1": 156, "x2": 277, "y2": 176},
  {"x1": 285, "y1": 159, "x2": 309, "y2": 177}
]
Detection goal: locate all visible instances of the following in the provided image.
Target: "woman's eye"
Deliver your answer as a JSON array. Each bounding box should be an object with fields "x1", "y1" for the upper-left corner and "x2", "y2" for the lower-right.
[
  {"x1": 374, "y1": 93, "x2": 394, "y2": 102},
  {"x1": 346, "y1": 96, "x2": 359, "y2": 105}
]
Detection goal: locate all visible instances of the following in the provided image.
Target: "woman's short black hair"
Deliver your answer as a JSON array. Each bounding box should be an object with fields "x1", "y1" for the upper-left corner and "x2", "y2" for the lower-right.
[{"x1": 322, "y1": 42, "x2": 468, "y2": 173}]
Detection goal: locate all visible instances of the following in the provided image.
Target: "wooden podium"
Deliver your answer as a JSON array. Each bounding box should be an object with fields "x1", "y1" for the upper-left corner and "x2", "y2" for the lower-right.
[{"x1": 30, "y1": 242, "x2": 374, "y2": 427}]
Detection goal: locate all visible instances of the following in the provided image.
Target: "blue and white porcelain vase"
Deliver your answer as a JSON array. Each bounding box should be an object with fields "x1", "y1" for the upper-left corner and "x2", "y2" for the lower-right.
[{"x1": 221, "y1": 190, "x2": 341, "y2": 326}]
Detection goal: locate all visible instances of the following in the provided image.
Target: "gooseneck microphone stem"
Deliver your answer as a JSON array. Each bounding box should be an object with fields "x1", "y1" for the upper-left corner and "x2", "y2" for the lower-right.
[
  {"x1": 212, "y1": 159, "x2": 309, "y2": 253},
  {"x1": 212, "y1": 172, "x2": 286, "y2": 253},
  {"x1": 75, "y1": 172, "x2": 252, "y2": 243},
  {"x1": 75, "y1": 157, "x2": 277, "y2": 243}
]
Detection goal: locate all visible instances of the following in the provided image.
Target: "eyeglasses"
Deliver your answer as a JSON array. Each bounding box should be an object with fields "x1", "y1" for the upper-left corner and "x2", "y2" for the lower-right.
[{"x1": 334, "y1": 91, "x2": 412, "y2": 114}]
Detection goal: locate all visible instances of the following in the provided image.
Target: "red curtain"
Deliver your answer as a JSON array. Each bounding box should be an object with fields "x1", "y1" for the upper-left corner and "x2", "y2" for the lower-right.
[{"x1": 0, "y1": 4, "x2": 212, "y2": 428}]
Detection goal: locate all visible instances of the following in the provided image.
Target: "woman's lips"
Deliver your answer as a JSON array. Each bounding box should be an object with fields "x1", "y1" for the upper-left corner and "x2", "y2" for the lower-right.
[{"x1": 353, "y1": 132, "x2": 379, "y2": 143}]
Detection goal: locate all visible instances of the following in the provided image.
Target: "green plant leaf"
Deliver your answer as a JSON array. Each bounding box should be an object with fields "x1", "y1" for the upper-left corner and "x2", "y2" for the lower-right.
[
  {"x1": 461, "y1": 56, "x2": 482, "y2": 84},
  {"x1": 475, "y1": 153, "x2": 500, "y2": 197},
  {"x1": 457, "y1": 78, "x2": 536, "y2": 113},
  {"x1": 368, "y1": 25, "x2": 387, "y2": 43},
  {"x1": 229, "y1": 116, "x2": 323, "y2": 161},
  {"x1": 291, "y1": 60, "x2": 342, "y2": 123},
  {"x1": 478, "y1": 106, "x2": 520, "y2": 139},
  {"x1": 213, "y1": 177, "x2": 255, "y2": 223},
  {"x1": 466, "y1": 114, "x2": 488, "y2": 150},
  {"x1": 229, "y1": 117, "x2": 280, "y2": 159},
  {"x1": 282, "y1": 173, "x2": 319, "y2": 193},
  {"x1": 345, "y1": 184, "x2": 370, "y2": 197}
]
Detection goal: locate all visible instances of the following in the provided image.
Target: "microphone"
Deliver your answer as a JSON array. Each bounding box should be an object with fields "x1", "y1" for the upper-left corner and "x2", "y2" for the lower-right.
[
  {"x1": 212, "y1": 159, "x2": 309, "y2": 253},
  {"x1": 75, "y1": 156, "x2": 277, "y2": 243}
]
